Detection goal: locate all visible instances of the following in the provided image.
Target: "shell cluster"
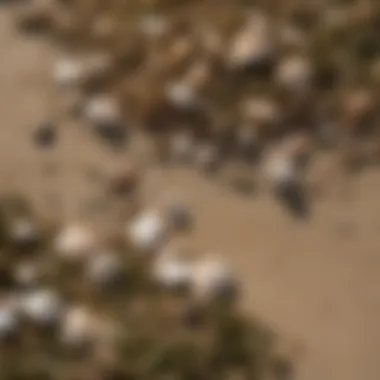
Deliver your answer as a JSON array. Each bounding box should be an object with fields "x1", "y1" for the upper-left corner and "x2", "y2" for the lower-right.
[{"x1": 0, "y1": 194, "x2": 285, "y2": 380}]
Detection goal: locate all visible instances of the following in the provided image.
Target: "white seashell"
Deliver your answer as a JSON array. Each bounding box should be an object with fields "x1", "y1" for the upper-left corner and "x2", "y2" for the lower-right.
[
  {"x1": 153, "y1": 256, "x2": 193, "y2": 290},
  {"x1": 191, "y1": 257, "x2": 237, "y2": 300},
  {"x1": 227, "y1": 13, "x2": 274, "y2": 69},
  {"x1": 83, "y1": 95, "x2": 121, "y2": 126},
  {"x1": 85, "y1": 252, "x2": 123, "y2": 287},
  {"x1": 19, "y1": 289, "x2": 62, "y2": 325},
  {"x1": 165, "y1": 82, "x2": 199, "y2": 110},
  {"x1": 54, "y1": 224, "x2": 97, "y2": 261},
  {"x1": 53, "y1": 57, "x2": 84, "y2": 87},
  {"x1": 10, "y1": 218, "x2": 39, "y2": 246},
  {"x1": 127, "y1": 211, "x2": 167, "y2": 253},
  {"x1": 276, "y1": 56, "x2": 312, "y2": 91},
  {"x1": 0, "y1": 299, "x2": 19, "y2": 339},
  {"x1": 60, "y1": 306, "x2": 95, "y2": 347}
]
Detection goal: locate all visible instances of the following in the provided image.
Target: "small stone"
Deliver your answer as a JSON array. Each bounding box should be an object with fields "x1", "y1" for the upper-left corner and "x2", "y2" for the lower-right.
[
  {"x1": 84, "y1": 95, "x2": 121, "y2": 127},
  {"x1": 108, "y1": 162, "x2": 139, "y2": 197},
  {"x1": 166, "y1": 203, "x2": 192, "y2": 231},
  {"x1": 14, "y1": 261, "x2": 41, "y2": 288},
  {"x1": 33, "y1": 122, "x2": 57, "y2": 149}
]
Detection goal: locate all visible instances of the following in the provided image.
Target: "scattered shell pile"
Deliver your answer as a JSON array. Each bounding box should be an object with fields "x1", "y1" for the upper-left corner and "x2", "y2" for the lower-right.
[
  {"x1": 0, "y1": 194, "x2": 288, "y2": 379},
  {"x1": 13, "y1": 0, "x2": 380, "y2": 166}
]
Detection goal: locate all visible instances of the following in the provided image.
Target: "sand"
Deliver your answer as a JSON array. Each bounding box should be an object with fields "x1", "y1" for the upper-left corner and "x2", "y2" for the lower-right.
[{"x1": 1, "y1": 4, "x2": 380, "y2": 380}]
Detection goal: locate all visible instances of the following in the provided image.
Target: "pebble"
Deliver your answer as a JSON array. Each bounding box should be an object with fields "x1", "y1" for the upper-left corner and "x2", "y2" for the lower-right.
[
  {"x1": 166, "y1": 203, "x2": 192, "y2": 231},
  {"x1": 33, "y1": 122, "x2": 57, "y2": 149}
]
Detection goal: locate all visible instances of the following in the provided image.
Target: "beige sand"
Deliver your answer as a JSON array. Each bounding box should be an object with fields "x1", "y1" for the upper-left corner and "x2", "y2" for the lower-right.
[{"x1": 1, "y1": 6, "x2": 380, "y2": 380}]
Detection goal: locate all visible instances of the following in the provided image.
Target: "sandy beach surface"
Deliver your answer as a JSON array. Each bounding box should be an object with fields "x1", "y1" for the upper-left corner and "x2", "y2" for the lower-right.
[{"x1": 1, "y1": 5, "x2": 380, "y2": 380}]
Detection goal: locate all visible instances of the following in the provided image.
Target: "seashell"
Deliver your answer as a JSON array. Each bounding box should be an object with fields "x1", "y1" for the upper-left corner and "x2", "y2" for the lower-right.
[
  {"x1": 276, "y1": 56, "x2": 313, "y2": 91},
  {"x1": 60, "y1": 306, "x2": 96, "y2": 348},
  {"x1": 127, "y1": 210, "x2": 167, "y2": 253},
  {"x1": 54, "y1": 224, "x2": 97, "y2": 261},
  {"x1": 152, "y1": 255, "x2": 193, "y2": 291},
  {"x1": 53, "y1": 56, "x2": 84, "y2": 88},
  {"x1": 0, "y1": 297, "x2": 19, "y2": 340},
  {"x1": 83, "y1": 95, "x2": 122, "y2": 127},
  {"x1": 190, "y1": 257, "x2": 238, "y2": 301},
  {"x1": 19, "y1": 288, "x2": 62, "y2": 326},
  {"x1": 85, "y1": 251, "x2": 123, "y2": 288},
  {"x1": 226, "y1": 13, "x2": 275, "y2": 70}
]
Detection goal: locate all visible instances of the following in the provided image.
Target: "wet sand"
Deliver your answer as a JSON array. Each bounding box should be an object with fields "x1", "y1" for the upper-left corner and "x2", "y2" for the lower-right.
[{"x1": 1, "y1": 5, "x2": 380, "y2": 380}]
